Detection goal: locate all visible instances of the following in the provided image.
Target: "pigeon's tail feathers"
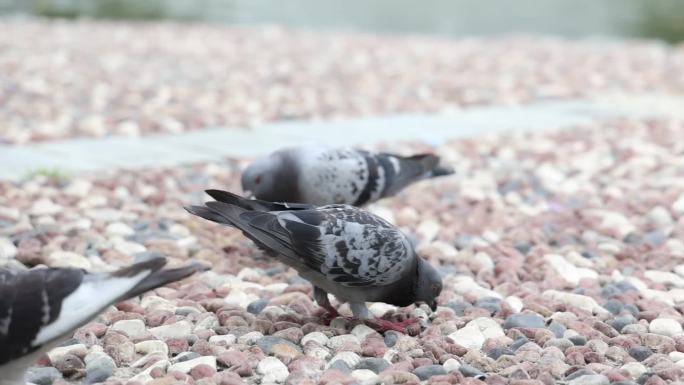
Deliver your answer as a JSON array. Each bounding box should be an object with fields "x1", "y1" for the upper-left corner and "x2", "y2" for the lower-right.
[
  {"x1": 205, "y1": 189, "x2": 314, "y2": 212},
  {"x1": 403, "y1": 153, "x2": 454, "y2": 178},
  {"x1": 118, "y1": 260, "x2": 207, "y2": 301},
  {"x1": 201, "y1": 201, "x2": 304, "y2": 267},
  {"x1": 31, "y1": 257, "x2": 194, "y2": 347},
  {"x1": 184, "y1": 205, "x2": 229, "y2": 224}
]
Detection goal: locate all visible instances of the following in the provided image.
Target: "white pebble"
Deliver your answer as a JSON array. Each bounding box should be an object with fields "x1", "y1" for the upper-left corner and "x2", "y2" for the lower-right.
[
  {"x1": 543, "y1": 290, "x2": 608, "y2": 316},
  {"x1": 443, "y1": 358, "x2": 461, "y2": 373},
  {"x1": 301, "y1": 332, "x2": 329, "y2": 346},
  {"x1": 148, "y1": 320, "x2": 193, "y2": 340},
  {"x1": 238, "y1": 331, "x2": 264, "y2": 345},
  {"x1": 106, "y1": 222, "x2": 135, "y2": 237},
  {"x1": 649, "y1": 318, "x2": 683, "y2": 337},
  {"x1": 0, "y1": 237, "x2": 17, "y2": 259},
  {"x1": 504, "y1": 296, "x2": 524, "y2": 313},
  {"x1": 140, "y1": 295, "x2": 176, "y2": 312},
  {"x1": 326, "y1": 351, "x2": 361, "y2": 369},
  {"x1": 48, "y1": 251, "x2": 92, "y2": 270},
  {"x1": 114, "y1": 241, "x2": 146, "y2": 255},
  {"x1": 224, "y1": 290, "x2": 260, "y2": 308},
  {"x1": 447, "y1": 316, "x2": 505, "y2": 351},
  {"x1": 209, "y1": 334, "x2": 236, "y2": 346},
  {"x1": 368, "y1": 303, "x2": 397, "y2": 318},
  {"x1": 135, "y1": 340, "x2": 169, "y2": 356},
  {"x1": 111, "y1": 319, "x2": 146, "y2": 339},
  {"x1": 672, "y1": 195, "x2": 684, "y2": 214},
  {"x1": 30, "y1": 198, "x2": 62, "y2": 216},
  {"x1": 645, "y1": 270, "x2": 684, "y2": 287},
  {"x1": 351, "y1": 369, "x2": 379, "y2": 385},
  {"x1": 544, "y1": 254, "x2": 598, "y2": 285},
  {"x1": 667, "y1": 239, "x2": 684, "y2": 258},
  {"x1": 452, "y1": 276, "x2": 502, "y2": 300},
  {"x1": 257, "y1": 357, "x2": 289, "y2": 383},
  {"x1": 168, "y1": 356, "x2": 216, "y2": 373},
  {"x1": 620, "y1": 362, "x2": 647, "y2": 379},
  {"x1": 328, "y1": 334, "x2": 360, "y2": 350},
  {"x1": 47, "y1": 344, "x2": 87, "y2": 362}
]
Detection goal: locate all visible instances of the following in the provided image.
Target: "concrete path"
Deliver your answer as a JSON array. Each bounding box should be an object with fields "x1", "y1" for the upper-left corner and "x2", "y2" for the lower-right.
[{"x1": 1, "y1": 93, "x2": 683, "y2": 181}]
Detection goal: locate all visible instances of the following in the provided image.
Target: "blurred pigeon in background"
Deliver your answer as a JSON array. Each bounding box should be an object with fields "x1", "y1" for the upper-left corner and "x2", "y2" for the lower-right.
[
  {"x1": 186, "y1": 189, "x2": 442, "y2": 332},
  {"x1": 241, "y1": 145, "x2": 453, "y2": 206},
  {"x1": 0, "y1": 257, "x2": 204, "y2": 383}
]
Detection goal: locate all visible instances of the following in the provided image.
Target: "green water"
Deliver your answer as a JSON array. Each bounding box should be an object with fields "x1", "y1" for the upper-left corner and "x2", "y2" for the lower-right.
[{"x1": 2, "y1": 0, "x2": 684, "y2": 43}]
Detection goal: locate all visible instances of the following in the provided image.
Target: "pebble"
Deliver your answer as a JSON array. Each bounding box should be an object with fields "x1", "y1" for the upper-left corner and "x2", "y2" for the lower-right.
[
  {"x1": 567, "y1": 374, "x2": 610, "y2": 385},
  {"x1": 503, "y1": 313, "x2": 546, "y2": 329},
  {"x1": 351, "y1": 369, "x2": 379, "y2": 385},
  {"x1": 355, "y1": 358, "x2": 390, "y2": 373},
  {"x1": 628, "y1": 346, "x2": 653, "y2": 361},
  {"x1": 135, "y1": 340, "x2": 169, "y2": 355},
  {"x1": 25, "y1": 367, "x2": 62, "y2": 385},
  {"x1": 459, "y1": 363, "x2": 487, "y2": 379},
  {"x1": 649, "y1": 318, "x2": 683, "y2": 337},
  {"x1": 48, "y1": 251, "x2": 91, "y2": 270},
  {"x1": 0, "y1": 237, "x2": 17, "y2": 259},
  {"x1": 208, "y1": 334, "x2": 237, "y2": 346},
  {"x1": 414, "y1": 364, "x2": 447, "y2": 380},
  {"x1": 257, "y1": 357, "x2": 289, "y2": 383},
  {"x1": 448, "y1": 317, "x2": 504, "y2": 350},
  {"x1": 149, "y1": 321, "x2": 193, "y2": 340},
  {"x1": 111, "y1": 319, "x2": 147, "y2": 339},
  {"x1": 543, "y1": 290, "x2": 608, "y2": 315},
  {"x1": 545, "y1": 254, "x2": 598, "y2": 285},
  {"x1": 443, "y1": 358, "x2": 461, "y2": 373},
  {"x1": 247, "y1": 299, "x2": 269, "y2": 314},
  {"x1": 328, "y1": 334, "x2": 361, "y2": 350},
  {"x1": 257, "y1": 336, "x2": 303, "y2": 359},
  {"x1": 168, "y1": 356, "x2": 217, "y2": 374},
  {"x1": 621, "y1": 362, "x2": 648, "y2": 379}
]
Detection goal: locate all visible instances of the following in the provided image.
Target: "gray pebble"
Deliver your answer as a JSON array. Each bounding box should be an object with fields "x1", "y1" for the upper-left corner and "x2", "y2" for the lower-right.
[
  {"x1": 264, "y1": 266, "x2": 285, "y2": 276},
  {"x1": 510, "y1": 336, "x2": 529, "y2": 351},
  {"x1": 503, "y1": 313, "x2": 546, "y2": 329},
  {"x1": 447, "y1": 301, "x2": 472, "y2": 316},
  {"x1": 602, "y1": 299, "x2": 624, "y2": 315},
  {"x1": 568, "y1": 374, "x2": 609, "y2": 385},
  {"x1": 623, "y1": 304, "x2": 639, "y2": 317},
  {"x1": 548, "y1": 322, "x2": 566, "y2": 338},
  {"x1": 637, "y1": 374, "x2": 655, "y2": 385},
  {"x1": 564, "y1": 368, "x2": 597, "y2": 380},
  {"x1": 454, "y1": 234, "x2": 473, "y2": 250},
  {"x1": 628, "y1": 346, "x2": 652, "y2": 361},
  {"x1": 544, "y1": 338, "x2": 574, "y2": 351},
  {"x1": 643, "y1": 230, "x2": 666, "y2": 246},
  {"x1": 514, "y1": 242, "x2": 532, "y2": 255},
  {"x1": 85, "y1": 366, "x2": 114, "y2": 384},
  {"x1": 287, "y1": 275, "x2": 309, "y2": 285},
  {"x1": 356, "y1": 358, "x2": 390, "y2": 373},
  {"x1": 486, "y1": 346, "x2": 515, "y2": 360},
  {"x1": 257, "y1": 336, "x2": 302, "y2": 356},
  {"x1": 384, "y1": 332, "x2": 398, "y2": 347},
  {"x1": 247, "y1": 299, "x2": 269, "y2": 315},
  {"x1": 174, "y1": 352, "x2": 200, "y2": 363},
  {"x1": 329, "y1": 360, "x2": 352, "y2": 374},
  {"x1": 609, "y1": 316, "x2": 635, "y2": 333},
  {"x1": 25, "y1": 367, "x2": 62, "y2": 385},
  {"x1": 414, "y1": 365, "x2": 447, "y2": 380},
  {"x1": 459, "y1": 363, "x2": 486, "y2": 379},
  {"x1": 476, "y1": 297, "x2": 502, "y2": 315},
  {"x1": 569, "y1": 335, "x2": 587, "y2": 346}
]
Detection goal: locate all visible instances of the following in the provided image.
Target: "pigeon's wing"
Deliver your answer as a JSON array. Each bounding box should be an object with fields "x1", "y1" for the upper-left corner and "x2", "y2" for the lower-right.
[
  {"x1": 205, "y1": 189, "x2": 315, "y2": 211},
  {"x1": 258, "y1": 205, "x2": 414, "y2": 287},
  {"x1": 0, "y1": 257, "x2": 202, "y2": 365}
]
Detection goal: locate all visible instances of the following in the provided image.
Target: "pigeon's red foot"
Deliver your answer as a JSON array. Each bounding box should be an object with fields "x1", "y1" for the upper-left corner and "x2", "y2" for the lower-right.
[
  {"x1": 320, "y1": 304, "x2": 341, "y2": 325},
  {"x1": 365, "y1": 317, "x2": 421, "y2": 333}
]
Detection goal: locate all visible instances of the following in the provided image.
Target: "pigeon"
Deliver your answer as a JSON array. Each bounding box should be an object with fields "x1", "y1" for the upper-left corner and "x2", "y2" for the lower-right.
[
  {"x1": 241, "y1": 145, "x2": 453, "y2": 206},
  {"x1": 185, "y1": 189, "x2": 442, "y2": 332},
  {"x1": 0, "y1": 257, "x2": 204, "y2": 383}
]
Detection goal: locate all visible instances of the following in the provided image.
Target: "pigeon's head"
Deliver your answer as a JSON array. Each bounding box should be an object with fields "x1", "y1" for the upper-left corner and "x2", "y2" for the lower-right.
[
  {"x1": 241, "y1": 157, "x2": 278, "y2": 199},
  {"x1": 414, "y1": 258, "x2": 442, "y2": 311}
]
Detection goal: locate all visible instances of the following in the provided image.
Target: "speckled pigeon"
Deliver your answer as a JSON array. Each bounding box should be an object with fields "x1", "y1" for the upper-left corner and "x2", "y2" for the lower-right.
[
  {"x1": 241, "y1": 145, "x2": 454, "y2": 206},
  {"x1": 0, "y1": 257, "x2": 204, "y2": 383},
  {"x1": 185, "y1": 189, "x2": 442, "y2": 332}
]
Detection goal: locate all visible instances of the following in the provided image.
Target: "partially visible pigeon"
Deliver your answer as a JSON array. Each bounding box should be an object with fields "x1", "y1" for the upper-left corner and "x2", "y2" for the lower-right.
[
  {"x1": 241, "y1": 145, "x2": 454, "y2": 206},
  {"x1": 185, "y1": 189, "x2": 442, "y2": 332},
  {"x1": 0, "y1": 257, "x2": 204, "y2": 383}
]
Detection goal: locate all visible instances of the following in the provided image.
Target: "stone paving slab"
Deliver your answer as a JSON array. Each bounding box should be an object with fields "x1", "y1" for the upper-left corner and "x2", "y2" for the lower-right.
[{"x1": 1, "y1": 93, "x2": 682, "y2": 181}]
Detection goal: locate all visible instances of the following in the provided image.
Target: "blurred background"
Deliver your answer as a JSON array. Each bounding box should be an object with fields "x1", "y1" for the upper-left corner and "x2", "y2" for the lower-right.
[{"x1": 2, "y1": 0, "x2": 684, "y2": 43}]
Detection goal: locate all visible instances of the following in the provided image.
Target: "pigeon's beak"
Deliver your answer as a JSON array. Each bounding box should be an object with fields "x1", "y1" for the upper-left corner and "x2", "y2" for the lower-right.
[
  {"x1": 244, "y1": 190, "x2": 254, "y2": 199},
  {"x1": 429, "y1": 301, "x2": 437, "y2": 312}
]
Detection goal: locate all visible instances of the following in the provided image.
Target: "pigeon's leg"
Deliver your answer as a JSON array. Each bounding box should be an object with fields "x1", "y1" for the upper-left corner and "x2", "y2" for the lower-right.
[
  {"x1": 313, "y1": 286, "x2": 339, "y2": 319},
  {"x1": 350, "y1": 302, "x2": 420, "y2": 333}
]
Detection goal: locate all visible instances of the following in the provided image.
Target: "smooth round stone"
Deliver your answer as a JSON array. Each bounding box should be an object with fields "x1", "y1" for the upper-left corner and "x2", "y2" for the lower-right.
[
  {"x1": 443, "y1": 358, "x2": 461, "y2": 373},
  {"x1": 85, "y1": 365, "x2": 114, "y2": 384},
  {"x1": 301, "y1": 332, "x2": 329, "y2": 346},
  {"x1": 351, "y1": 369, "x2": 378, "y2": 385},
  {"x1": 328, "y1": 334, "x2": 360, "y2": 350},
  {"x1": 544, "y1": 338, "x2": 574, "y2": 351},
  {"x1": 609, "y1": 316, "x2": 636, "y2": 333},
  {"x1": 569, "y1": 335, "x2": 587, "y2": 346},
  {"x1": 548, "y1": 322, "x2": 566, "y2": 338},
  {"x1": 602, "y1": 299, "x2": 624, "y2": 315},
  {"x1": 414, "y1": 365, "x2": 447, "y2": 380},
  {"x1": 649, "y1": 318, "x2": 683, "y2": 337},
  {"x1": 329, "y1": 360, "x2": 352, "y2": 374},
  {"x1": 567, "y1": 374, "x2": 609, "y2": 385},
  {"x1": 25, "y1": 367, "x2": 62, "y2": 385},
  {"x1": 111, "y1": 319, "x2": 146, "y2": 339},
  {"x1": 503, "y1": 313, "x2": 546, "y2": 329},
  {"x1": 257, "y1": 357, "x2": 289, "y2": 383},
  {"x1": 459, "y1": 363, "x2": 486, "y2": 379},
  {"x1": 510, "y1": 337, "x2": 530, "y2": 351},
  {"x1": 257, "y1": 336, "x2": 302, "y2": 358},
  {"x1": 514, "y1": 243, "x2": 532, "y2": 255},
  {"x1": 447, "y1": 301, "x2": 472, "y2": 316},
  {"x1": 628, "y1": 346, "x2": 653, "y2": 362},
  {"x1": 384, "y1": 332, "x2": 398, "y2": 347},
  {"x1": 476, "y1": 297, "x2": 502, "y2": 314},
  {"x1": 486, "y1": 346, "x2": 515, "y2": 360},
  {"x1": 247, "y1": 299, "x2": 269, "y2": 315},
  {"x1": 355, "y1": 358, "x2": 390, "y2": 374}
]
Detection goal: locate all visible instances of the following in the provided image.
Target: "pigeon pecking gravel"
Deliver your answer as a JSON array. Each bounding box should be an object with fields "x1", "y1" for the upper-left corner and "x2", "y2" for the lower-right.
[
  {"x1": 240, "y1": 145, "x2": 453, "y2": 206},
  {"x1": 185, "y1": 189, "x2": 443, "y2": 332},
  {"x1": 0, "y1": 257, "x2": 204, "y2": 384}
]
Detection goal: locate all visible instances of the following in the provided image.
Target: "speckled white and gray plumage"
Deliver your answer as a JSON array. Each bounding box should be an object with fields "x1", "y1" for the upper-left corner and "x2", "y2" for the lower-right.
[
  {"x1": 185, "y1": 190, "x2": 442, "y2": 321},
  {"x1": 0, "y1": 257, "x2": 203, "y2": 384},
  {"x1": 241, "y1": 145, "x2": 453, "y2": 206}
]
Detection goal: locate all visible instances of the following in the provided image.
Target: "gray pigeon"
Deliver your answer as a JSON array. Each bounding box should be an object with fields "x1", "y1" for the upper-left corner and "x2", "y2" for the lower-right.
[
  {"x1": 241, "y1": 145, "x2": 453, "y2": 206},
  {"x1": 0, "y1": 257, "x2": 204, "y2": 383},
  {"x1": 185, "y1": 189, "x2": 442, "y2": 332}
]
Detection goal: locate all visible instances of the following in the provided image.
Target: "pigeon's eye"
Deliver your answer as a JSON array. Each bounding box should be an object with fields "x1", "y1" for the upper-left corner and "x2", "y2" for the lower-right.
[
  {"x1": 431, "y1": 283, "x2": 441, "y2": 293},
  {"x1": 255, "y1": 175, "x2": 262, "y2": 185}
]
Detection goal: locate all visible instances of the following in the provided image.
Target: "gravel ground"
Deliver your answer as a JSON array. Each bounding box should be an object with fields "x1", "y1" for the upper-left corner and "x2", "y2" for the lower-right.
[
  {"x1": 2, "y1": 118, "x2": 684, "y2": 384},
  {"x1": 1, "y1": 18, "x2": 684, "y2": 144}
]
